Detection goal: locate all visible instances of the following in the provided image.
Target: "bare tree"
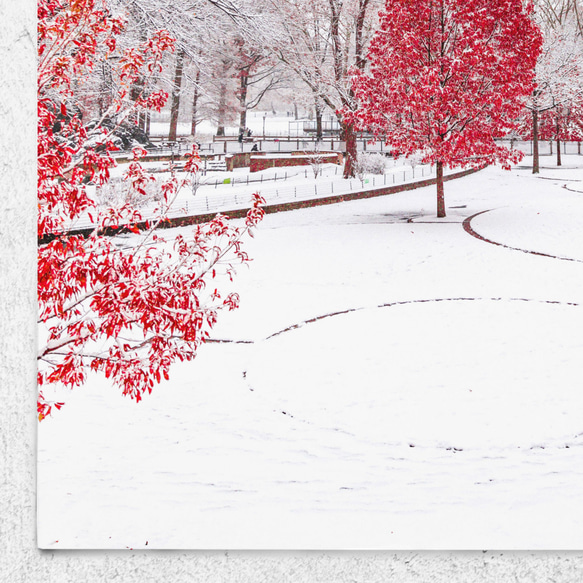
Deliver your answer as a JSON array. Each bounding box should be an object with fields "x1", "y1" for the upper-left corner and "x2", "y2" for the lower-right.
[
  {"x1": 266, "y1": 0, "x2": 381, "y2": 177},
  {"x1": 526, "y1": 2, "x2": 583, "y2": 171}
]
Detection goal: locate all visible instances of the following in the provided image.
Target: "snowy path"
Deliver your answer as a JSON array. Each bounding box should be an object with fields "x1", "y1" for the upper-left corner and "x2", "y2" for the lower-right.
[{"x1": 38, "y1": 158, "x2": 583, "y2": 549}]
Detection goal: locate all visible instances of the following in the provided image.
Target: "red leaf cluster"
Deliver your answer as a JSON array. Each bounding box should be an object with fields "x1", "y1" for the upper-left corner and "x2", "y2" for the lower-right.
[
  {"x1": 37, "y1": 0, "x2": 262, "y2": 419},
  {"x1": 351, "y1": 0, "x2": 543, "y2": 170}
]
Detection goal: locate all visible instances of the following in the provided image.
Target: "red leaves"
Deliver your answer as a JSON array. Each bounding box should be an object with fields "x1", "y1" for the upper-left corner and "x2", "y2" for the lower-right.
[
  {"x1": 183, "y1": 145, "x2": 201, "y2": 174},
  {"x1": 124, "y1": 153, "x2": 155, "y2": 198},
  {"x1": 245, "y1": 193, "x2": 266, "y2": 227},
  {"x1": 38, "y1": 0, "x2": 263, "y2": 420},
  {"x1": 352, "y1": 0, "x2": 542, "y2": 172},
  {"x1": 118, "y1": 31, "x2": 175, "y2": 89},
  {"x1": 37, "y1": 391, "x2": 66, "y2": 421}
]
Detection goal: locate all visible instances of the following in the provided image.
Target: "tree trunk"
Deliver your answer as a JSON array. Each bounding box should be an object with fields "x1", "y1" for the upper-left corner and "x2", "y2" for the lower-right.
[
  {"x1": 127, "y1": 21, "x2": 149, "y2": 133},
  {"x1": 191, "y1": 69, "x2": 201, "y2": 137},
  {"x1": 168, "y1": 50, "x2": 185, "y2": 142},
  {"x1": 342, "y1": 121, "x2": 357, "y2": 178},
  {"x1": 98, "y1": 61, "x2": 113, "y2": 117},
  {"x1": 436, "y1": 161, "x2": 446, "y2": 218},
  {"x1": 315, "y1": 97, "x2": 323, "y2": 142},
  {"x1": 216, "y1": 78, "x2": 227, "y2": 136},
  {"x1": 555, "y1": 116, "x2": 562, "y2": 166},
  {"x1": 354, "y1": 0, "x2": 371, "y2": 70},
  {"x1": 238, "y1": 72, "x2": 249, "y2": 137},
  {"x1": 532, "y1": 109, "x2": 539, "y2": 174},
  {"x1": 130, "y1": 81, "x2": 146, "y2": 132}
]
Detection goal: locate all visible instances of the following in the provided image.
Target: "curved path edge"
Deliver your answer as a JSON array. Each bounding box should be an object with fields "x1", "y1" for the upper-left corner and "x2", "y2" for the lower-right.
[
  {"x1": 463, "y1": 210, "x2": 583, "y2": 263},
  {"x1": 207, "y1": 296, "x2": 580, "y2": 345}
]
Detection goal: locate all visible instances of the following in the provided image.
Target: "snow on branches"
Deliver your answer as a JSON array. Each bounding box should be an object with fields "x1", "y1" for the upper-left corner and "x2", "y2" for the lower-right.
[
  {"x1": 351, "y1": 0, "x2": 543, "y2": 216},
  {"x1": 37, "y1": 0, "x2": 263, "y2": 420},
  {"x1": 520, "y1": 12, "x2": 583, "y2": 170}
]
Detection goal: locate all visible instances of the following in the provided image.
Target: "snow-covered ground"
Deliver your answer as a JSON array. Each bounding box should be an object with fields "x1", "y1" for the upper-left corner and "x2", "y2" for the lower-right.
[
  {"x1": 149, "y1": 110, "x2": 325, "y2": 138},
  {"x1": 38, "y1": 155, "x2": 583, "y2": 550},
  {"x1": 73, "y1": 157, "x2": 446, "y2": 232}
]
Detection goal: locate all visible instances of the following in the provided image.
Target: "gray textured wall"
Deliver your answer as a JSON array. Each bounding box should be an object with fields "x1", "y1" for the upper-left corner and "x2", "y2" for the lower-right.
[{"x1": 2, "y1": 1, "x2": 582, "y2": 580}]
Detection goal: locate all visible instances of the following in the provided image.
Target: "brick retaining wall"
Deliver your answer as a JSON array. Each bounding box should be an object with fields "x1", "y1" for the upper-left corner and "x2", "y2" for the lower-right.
[
  {"x1": 225, "y1": 152, "x2": 252, "y2": 171},
  {"x1": 250, "y1": 152, "x2": 342, "y2": 172}
]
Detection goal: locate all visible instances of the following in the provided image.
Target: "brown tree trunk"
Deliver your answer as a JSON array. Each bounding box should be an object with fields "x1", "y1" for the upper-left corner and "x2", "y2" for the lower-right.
[
  {"x1": 168, "y1": 49, "x2": 185, "y2": 142},
  {"x1": 191, "y1": 69, "x2": 201, "y2": 137},
  {"x1": 98, "y1": 61, "x2": 113, "y2": 117},
  {"x1": 556, "y1": 115, "x2": 562, "y2": 166},
  {"x1": 130, "y1": 81, "x2": 146, "y2": 132},
  {"x1": 238, "y1": 72, "x2": 249, "y2": 137},
  {"x1": 216, "y1": 78, "x2": 227, "y2": 136},
  {"x1": 342, "y1": 121, "x2": 357, "y2": 178},
  {"x1": 436, "y1": 160, "x2": 446, "y2": 218},
  {"x1": 127, "y1": 19, "x2": 149, "y2": 134},
  {"x1": 315, "y1": 97, "x2": 323, "y2": 142},
  {"x1": 532, "y1": 109, "x2": 540, "y2": 174},
  {"x1": 354, "y1": 0, "x2": 371, "y2": 70}
]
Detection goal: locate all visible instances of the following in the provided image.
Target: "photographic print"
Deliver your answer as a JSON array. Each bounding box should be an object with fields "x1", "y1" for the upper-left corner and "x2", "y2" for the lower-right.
[{"x1": 37, "y1": 0, "x2": 583, "y2": 550}]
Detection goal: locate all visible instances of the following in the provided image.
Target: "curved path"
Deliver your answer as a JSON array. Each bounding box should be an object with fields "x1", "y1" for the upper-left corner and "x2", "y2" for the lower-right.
[
  {"x1": 462, "y1": 209, "x2": 583, "y2": 263},
  {"x1": 564, "y1": 183, "x2": 583, "y2": 194},
  {"x1": 209, "y1": 295, "x2": 581, "y2": 344}
]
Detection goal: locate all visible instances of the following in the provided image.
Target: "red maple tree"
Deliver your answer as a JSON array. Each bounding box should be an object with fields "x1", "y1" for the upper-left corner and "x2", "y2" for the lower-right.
[
  {"x1": 38, "y1": 0, "x2": 263, "y2": 420},
  {"x1": 351, "y1": 0, "x2": 542, "y2": 217},
  {"x1": 538, "y1": 104, "x2": 583, "y2": 164}
]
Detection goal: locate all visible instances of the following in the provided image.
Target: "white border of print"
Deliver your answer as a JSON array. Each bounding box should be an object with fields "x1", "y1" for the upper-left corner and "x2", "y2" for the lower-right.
[{"x1": 3, "y1": 1, "x2": 582, "y2": 580}]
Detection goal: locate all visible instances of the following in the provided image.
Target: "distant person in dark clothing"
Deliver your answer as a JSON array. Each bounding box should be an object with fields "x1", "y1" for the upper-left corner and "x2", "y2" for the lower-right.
[{"x1": 251, "y1": 143, "x2": 258, "y2": 152}]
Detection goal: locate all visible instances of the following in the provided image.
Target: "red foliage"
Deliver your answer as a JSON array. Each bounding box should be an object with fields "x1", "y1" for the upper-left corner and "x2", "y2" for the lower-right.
[
  {"x1": 519, "y1": 104, "x2": 583, "y2": 143},
  {"x1": 37, "y1": 0, "x2": 263, "y2": 419},
  {"x1": 539, "y1": 106, "x2": 583, "y2": 142},
  {"x1": 350, "y1": 0, "x2": 542, "y2": 215}
]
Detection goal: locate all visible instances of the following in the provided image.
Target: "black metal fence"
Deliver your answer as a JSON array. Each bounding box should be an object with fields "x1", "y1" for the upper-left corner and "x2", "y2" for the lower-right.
[{"x1": 114, "y1": 137, "x2": 583, "y2": 160}]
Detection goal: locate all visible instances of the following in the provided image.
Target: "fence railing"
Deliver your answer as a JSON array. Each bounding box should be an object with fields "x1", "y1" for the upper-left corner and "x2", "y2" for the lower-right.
[
  {"x1": 115, "y1": 137, "x2": 583, "y2": 160},
  {"x1": 146, "y1": 164, "x2": 438, "y2": 220},
  {"x1": 494, "y1": 139, "x2": 582, "y2": 156},
  {"x1": 67, "y1": 163, "x2": 442, "y2": 232}
]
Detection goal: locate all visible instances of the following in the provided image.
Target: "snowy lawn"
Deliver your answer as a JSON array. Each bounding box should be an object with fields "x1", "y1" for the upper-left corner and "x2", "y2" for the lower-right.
[
  {"x1": 78, "y1": 156, "x2": 440, "y2": 231},
  {"x1": 148, "y1": 111, "x2": 320, "y2": 138},
  {"x1": 38, "y1": 156, "x2": 583, "y2": 549}
]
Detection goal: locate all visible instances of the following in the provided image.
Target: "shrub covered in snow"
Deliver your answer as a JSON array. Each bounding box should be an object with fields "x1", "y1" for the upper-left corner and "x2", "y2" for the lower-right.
[
  {"x1": 355, "y1": 152, "x2": 388, "y2": 184},
  {"x1": 95, "y1": 176, "x2": 163, "y2": 209}
]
